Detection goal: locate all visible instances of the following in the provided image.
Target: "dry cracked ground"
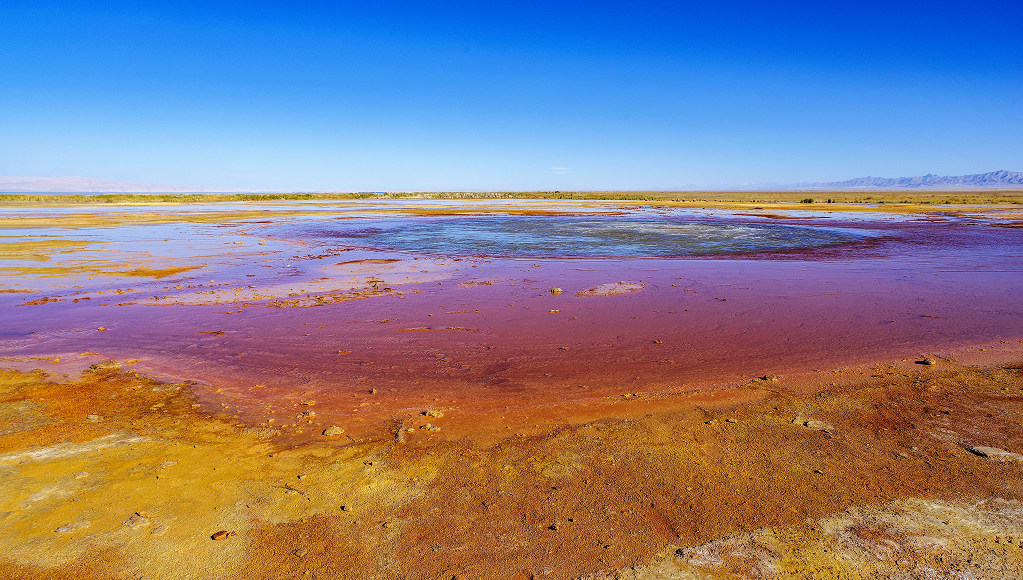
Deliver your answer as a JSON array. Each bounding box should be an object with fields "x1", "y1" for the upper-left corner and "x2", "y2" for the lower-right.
[{"x1": 1, "y1": 357, "x2": 1023, "y2": 579}]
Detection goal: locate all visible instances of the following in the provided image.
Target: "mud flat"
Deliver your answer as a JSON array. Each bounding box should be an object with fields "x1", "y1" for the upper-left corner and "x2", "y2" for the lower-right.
[{"x1": 1, "y1": 198, "x2": 1023, "y2": 578}]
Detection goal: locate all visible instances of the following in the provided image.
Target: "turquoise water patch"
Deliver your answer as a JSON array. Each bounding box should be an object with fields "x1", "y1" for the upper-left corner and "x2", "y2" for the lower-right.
[{"x1": 299, "y1": 216, "x2": 867, "y2": 257}]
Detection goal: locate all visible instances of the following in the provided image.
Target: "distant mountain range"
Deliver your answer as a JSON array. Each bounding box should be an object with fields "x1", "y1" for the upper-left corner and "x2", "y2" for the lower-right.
[
  {"x1": 804, "y1": 170, "x2": 1023, "y2": 190},
  {"x1": 0, "y1": 176, "x2": 249, "y2": 193}
]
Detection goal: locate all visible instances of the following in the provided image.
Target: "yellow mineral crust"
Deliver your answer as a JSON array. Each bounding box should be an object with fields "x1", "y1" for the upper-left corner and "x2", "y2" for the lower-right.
[{"x1": 1, "y1": 358, "x2": 1022, "y2": 579}]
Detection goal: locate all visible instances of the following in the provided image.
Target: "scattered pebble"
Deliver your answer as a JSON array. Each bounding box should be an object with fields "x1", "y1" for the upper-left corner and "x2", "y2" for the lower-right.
[
  {"x1": 56, "y1": 520, "x2": 90, "y2": 533},
  {"x1": 89, "y1": 360, "x2": 121, "y2": 371},
  {"x1": 968, "y1": 446, "x2": 1023, "y2": 462},
  {"x1": 123, "y1": 513, "x2": 150, "y2": 529},
  {"x1": 211, "y1": 530, "x2": 235, "y2": 541},
  {"x1": 322, "y1": 425, "x2": 345, "y2": 437},
  {"x1": 803, "y1": 419, "x2": 834, "y2": 432}
]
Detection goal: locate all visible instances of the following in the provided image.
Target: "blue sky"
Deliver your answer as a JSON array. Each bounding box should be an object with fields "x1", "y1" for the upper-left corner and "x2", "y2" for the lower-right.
[{"x1": 2, "y1": 1, "x2": 1021, "y2": 191}]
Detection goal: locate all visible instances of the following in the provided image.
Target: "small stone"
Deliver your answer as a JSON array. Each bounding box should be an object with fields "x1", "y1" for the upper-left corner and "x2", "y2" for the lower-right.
[
  {"x1": 89, "y1": 360, "x2": 121, "y2": 371},
  {"x1": 322, "y1": 425, "x2": 345, "y2": 437},
  {"x1": 297, "y1": 474, "x2": 307, "y2": 480},
  {"x1": 123, "y1": 513, "x2": 150, "y2": 529},
  {"x1": 550, "y1": 288, "x2": 563, "y2": 295},
  {"x1": 301, "y1": 400, "x2": 316, "y2": 406},
  {"x1": 804, "y1": 419, "x2": 834, "y2": 432},
  {"x1": 97, "y1": 327, "x2": 107, "y2": 331},
  {"x1": 86, "y1": 414, "x2": 103, "y2": 422},
  {"x1": 725, "y1": 418, "x2": 737, "y2": 424},
  {"x1": 211, "y1": 530, "x2": 235, "y2": 541},
  {"x1": 150, "y1": 525, "x2": 168, "y2": 536},
  {"x1": 160, "y1": 461, "x2": 177, "y2": 468},
  {"x1": 762, "y1": 375, "x2": 779, "y2": 383},
  {"x1": 652, "y1": 340, "x2": 662, "y2": 344},
  {"x1": 56, "y1": 520, "x2": 90, "y2": 533},
  {"x1": 423, "y1": 410, "x2": 444, "y2": 418},
  {"x1": 293, "y1": 547, "x2": 309, "y2": 558},
  {"x1": 73, "y1": 471, "x2": 90, "y2": 479},
  {"x1": 920, "y1": 358, "x2": 936, "y2": 366},
  {"x1": 421, "y1": 423, "x2": 442, "y2": 432},
  {"x1": 968, "y1": 446, "x2": 1023, "y2": 462}
]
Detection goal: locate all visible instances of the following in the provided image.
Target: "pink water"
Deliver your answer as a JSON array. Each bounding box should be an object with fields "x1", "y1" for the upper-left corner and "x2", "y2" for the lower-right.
[{"x1": 2, "y1": 203, "x2": 1021, "y2": 439}]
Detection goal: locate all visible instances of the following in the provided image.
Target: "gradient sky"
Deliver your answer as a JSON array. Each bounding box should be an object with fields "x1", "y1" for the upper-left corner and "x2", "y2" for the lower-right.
[{"x1": 2, "y1": 1, "x2": 1021, "y2": 191}]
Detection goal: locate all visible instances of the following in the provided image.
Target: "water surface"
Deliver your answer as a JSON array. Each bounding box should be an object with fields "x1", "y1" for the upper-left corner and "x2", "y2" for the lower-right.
[{"x1": 2, "y1": 199, "x2": 1021, "y2": 441}]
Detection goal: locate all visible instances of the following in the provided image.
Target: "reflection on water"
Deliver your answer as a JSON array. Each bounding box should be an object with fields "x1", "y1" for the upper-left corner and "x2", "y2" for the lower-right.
[{"x1": 295, "y1": 216, "x2": 868, "y2": 257}]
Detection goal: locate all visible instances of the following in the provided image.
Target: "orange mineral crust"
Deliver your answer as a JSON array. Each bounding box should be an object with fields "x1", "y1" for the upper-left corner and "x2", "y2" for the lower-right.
[{"x1": 1, "y1": 360, "x2": 1023, "y2": 579}]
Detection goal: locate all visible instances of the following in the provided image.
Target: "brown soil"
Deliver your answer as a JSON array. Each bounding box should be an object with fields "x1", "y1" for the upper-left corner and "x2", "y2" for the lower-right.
[{"x1": 2, "y1": 355, "x2": 1022, "y2": 579}]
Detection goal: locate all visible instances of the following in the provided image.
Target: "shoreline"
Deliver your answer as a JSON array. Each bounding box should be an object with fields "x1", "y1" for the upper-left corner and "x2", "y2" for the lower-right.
[{"x1": 4, "y1": 334, "x2": 1023, "y2": 449}]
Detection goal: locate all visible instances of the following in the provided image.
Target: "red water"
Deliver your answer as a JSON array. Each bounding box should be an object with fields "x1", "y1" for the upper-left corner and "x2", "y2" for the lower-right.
[{"x1": 3, "y1": 208, "x2": 1022, "y2": 440}]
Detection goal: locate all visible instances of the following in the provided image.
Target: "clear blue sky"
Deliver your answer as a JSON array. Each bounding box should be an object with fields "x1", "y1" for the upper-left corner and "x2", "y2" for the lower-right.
[{"x1": 2, "y1": 1, "x2": 1021, "y2": 191}]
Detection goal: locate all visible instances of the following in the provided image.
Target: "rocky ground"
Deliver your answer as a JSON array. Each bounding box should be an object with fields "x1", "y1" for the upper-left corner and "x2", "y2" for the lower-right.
[{"x1": 2, "y1": 354, "x2": 1022, "y2": 579}]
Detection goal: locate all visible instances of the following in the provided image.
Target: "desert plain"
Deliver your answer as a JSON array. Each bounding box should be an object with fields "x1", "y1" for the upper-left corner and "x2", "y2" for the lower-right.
[{"x1": 1, "y1": 191, "x2": 1023, "y2": 579}]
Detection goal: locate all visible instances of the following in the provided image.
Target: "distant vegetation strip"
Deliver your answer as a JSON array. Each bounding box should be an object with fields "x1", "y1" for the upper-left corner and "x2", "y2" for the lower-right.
[{"x1": 0, "y1": 190, "x2": 1021, "y2": 205}]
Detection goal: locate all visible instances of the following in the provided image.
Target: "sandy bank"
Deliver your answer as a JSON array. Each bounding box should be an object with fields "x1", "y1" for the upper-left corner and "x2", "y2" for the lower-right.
[{"x1": 1, "y1": 350, "x2": 1022, "y2": 579}]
